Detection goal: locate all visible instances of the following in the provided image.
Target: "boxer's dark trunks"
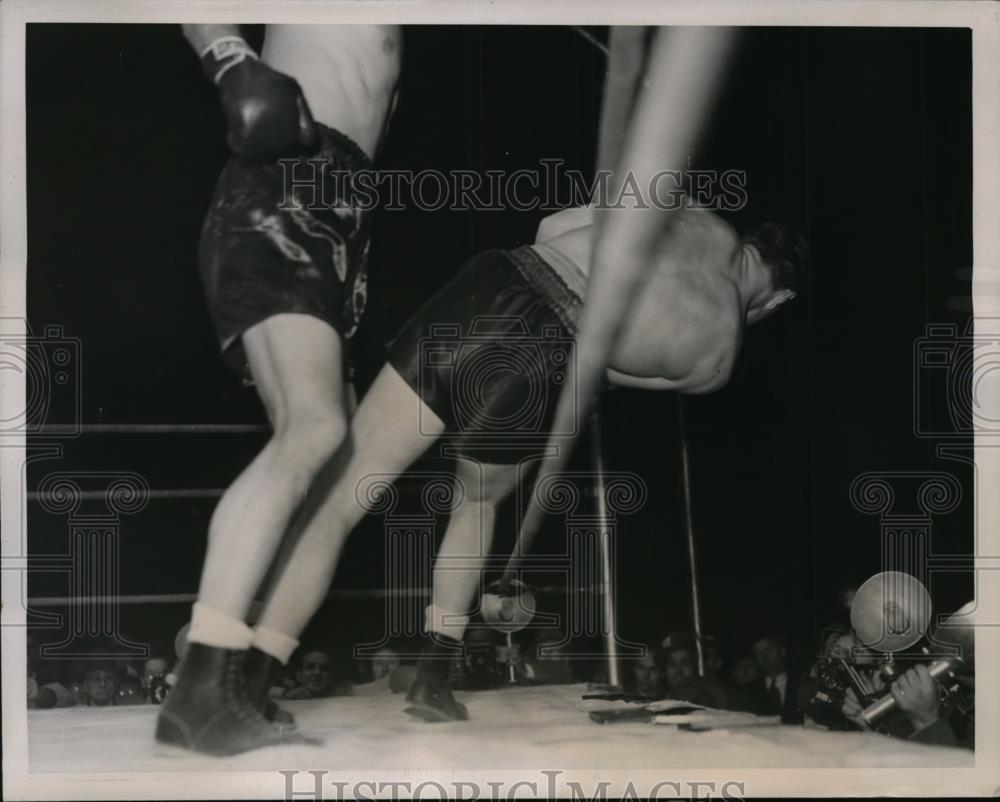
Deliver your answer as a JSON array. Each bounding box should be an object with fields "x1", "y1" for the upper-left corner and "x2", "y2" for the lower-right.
[
  {"x1": 387, "y1": 245, "x2": 584, "y2": 464},
  {"x1": 199, "y1": 124, "x2": 373, "y2": 380}
]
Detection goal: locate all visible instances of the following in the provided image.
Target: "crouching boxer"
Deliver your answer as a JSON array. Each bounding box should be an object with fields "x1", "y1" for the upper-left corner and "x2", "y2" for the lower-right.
[
  {"x1": 240, "y1": 202, "x2": 809, "y2": 725},
  {"x1": 156, "y1": 24, "x2": 400, "y2": 756}
]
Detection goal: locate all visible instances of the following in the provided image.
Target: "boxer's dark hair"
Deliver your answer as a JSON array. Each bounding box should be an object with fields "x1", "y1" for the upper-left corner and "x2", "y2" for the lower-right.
[{"x1": 743, "y1": 223, "x2": 810, "y2": 296}]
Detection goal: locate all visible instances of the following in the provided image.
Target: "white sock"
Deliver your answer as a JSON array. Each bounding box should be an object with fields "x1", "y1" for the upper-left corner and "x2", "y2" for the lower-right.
[
  {"x1": 186, "y1": 601, "x2": 254, "y2": 650},
  {"x1": 251, "y1": 626, "x2": 300, "y2": 665},
  {"x1": 425, "y1": 604, "x2": 470, "y2": 642}
]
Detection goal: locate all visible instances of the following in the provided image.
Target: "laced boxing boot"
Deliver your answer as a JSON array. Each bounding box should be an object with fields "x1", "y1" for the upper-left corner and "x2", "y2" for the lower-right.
[
  {"x1": 242, "y1": 646, "x2": 296, "y2": 729},
  {"x1": 156, "y1": 643, "x2": 314, "y2": 755},
  {"x1": 404, "y1": 634, "x2": 468, "y2": 722}
]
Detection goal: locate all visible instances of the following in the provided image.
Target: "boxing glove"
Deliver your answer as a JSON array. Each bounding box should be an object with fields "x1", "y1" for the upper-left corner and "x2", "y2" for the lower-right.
[{"x1": 200, "y1": 36, "x2": 317, "y2": 159}]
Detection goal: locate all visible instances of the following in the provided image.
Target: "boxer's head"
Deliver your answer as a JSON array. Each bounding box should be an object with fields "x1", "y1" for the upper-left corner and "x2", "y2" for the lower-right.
[{"x1": 742, "y1": 223, "x2": 810, "y2": 323}]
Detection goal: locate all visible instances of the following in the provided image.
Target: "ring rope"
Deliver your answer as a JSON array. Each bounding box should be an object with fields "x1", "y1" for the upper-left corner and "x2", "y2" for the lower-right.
[
  {"x1": 34, "y1": 424, "x2": 270, "y2": 435},
  {"x1": 25, "y1": 585, "x2": 606, "y2": 606},
  {"x1": 28, "y1": 489, "x2": 227, "y2": 502}
]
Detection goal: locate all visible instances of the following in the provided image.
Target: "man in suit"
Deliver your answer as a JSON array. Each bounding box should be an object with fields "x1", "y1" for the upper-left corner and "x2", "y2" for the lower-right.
[{"x1": 753, "y1": 633, "x2": 806, "y2": 724}]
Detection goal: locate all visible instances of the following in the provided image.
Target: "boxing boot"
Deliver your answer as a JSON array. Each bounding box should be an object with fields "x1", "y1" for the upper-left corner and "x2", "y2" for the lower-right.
[
  {"x1": 404, "y1": 634, "x2": 468, "y2": 722},
  {"x1": 156, "y1": 643, "x2": 314, "y2": 755},
  {"x1": 242, "y1": 646, "x2": 296, "y2": 729}
]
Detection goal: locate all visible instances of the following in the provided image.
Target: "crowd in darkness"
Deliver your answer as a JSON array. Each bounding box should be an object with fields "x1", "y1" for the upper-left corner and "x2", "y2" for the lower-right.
[{"x1": 27, "y1": 585, "x2": 973, "y2": 752}]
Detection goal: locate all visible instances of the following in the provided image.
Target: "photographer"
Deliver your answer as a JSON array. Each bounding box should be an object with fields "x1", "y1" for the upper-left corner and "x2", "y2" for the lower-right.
[{"x1": 841, "y1": 664, "x2": 973, "y2": 748}]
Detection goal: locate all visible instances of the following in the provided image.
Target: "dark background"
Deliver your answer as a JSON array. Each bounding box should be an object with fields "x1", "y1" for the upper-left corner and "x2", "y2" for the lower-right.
[{"x1": 25, "y1": 25, "x2": 973, "y2": 672}]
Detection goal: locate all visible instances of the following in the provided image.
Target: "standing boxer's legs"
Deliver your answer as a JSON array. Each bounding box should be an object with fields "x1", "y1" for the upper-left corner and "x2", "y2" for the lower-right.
[
  {"x1": 156, "y1": 315, "x2": 346, "y2": 755},
  {"x1": 161, "y1": 18, "x2": 396, "y2": 753}
]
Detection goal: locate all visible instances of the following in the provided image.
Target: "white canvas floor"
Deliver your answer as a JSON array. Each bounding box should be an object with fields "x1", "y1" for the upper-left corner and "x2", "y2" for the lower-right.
[{"x1": 28, "y1": 683, "x2": 972, "y2": 773}]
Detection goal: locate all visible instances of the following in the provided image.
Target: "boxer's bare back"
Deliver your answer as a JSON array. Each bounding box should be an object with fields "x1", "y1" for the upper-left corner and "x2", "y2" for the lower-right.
[{"x1": 536, "y1": 206, "x2": 747, "y2": 394}]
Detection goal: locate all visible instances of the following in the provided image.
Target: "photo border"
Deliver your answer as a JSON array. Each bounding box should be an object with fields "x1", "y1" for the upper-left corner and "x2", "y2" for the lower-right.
[{"x1": 2, "y1": 1, "x2": 998, "y2": 798}]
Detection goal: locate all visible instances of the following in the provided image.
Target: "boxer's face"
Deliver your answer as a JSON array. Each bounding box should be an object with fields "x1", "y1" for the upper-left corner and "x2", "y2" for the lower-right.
[{"x1": 743, "y1": 245, "x2": 796, "y2": 324}]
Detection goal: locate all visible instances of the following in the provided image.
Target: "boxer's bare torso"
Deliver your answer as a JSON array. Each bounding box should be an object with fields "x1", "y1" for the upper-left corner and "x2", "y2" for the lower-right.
[
  {"x1": 534, "y1": 206, "x2": 746, "y2": 394},
  {"x1": 262, "y1": 25, "x2": 402, "y2": 160}
]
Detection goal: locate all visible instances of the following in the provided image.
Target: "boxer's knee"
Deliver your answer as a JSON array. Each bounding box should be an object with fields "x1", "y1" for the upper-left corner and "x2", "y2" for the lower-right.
[{"x1": 269, "y1": 407, "x2": 348, "y2": 477}]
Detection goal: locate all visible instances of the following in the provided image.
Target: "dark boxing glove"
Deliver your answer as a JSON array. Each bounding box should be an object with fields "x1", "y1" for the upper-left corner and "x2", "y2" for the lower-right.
[{"x1": 200, "y1": 36, "x2": 317, "y2": 158}]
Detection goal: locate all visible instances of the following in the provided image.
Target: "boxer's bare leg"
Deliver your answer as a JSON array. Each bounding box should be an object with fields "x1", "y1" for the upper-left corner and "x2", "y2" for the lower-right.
[
  {"x1": 254, "y1": 365, "x2": 445, "y2": 639},
  {"x1": 400, "y1": 460, "x2": 519, "y2": 723},
  {"x1": 431, "y1": 459, "x2": 519, "y2": 632},
  {"x1": 195, "y1": 313, "x2": 349, "y2": 629}
]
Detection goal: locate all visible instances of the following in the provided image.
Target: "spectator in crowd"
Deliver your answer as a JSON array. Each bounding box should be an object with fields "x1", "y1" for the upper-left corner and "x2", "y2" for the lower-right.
[
  {"x1": 731, "y1": 654, "x2": 762, "y2": 687},
  {"x1": 141, "y1": 655, "x2": 172, "y2": 703},
  {"x1": 354, "y1": 646, "x2": 404, "y2": 696},
  {"x1": 752, "y1": 633, "x2": 806, "y2": 724},
  {"x1": 630, "y1": 644, "x2": 666, "y2": 699},
  {"x1": 457, "y1": 625, "x2": 501, "y2": 690},
  {"x1": 661, "y1": 640, "x2": 714, "y2": 706},
  {"x1": 27, "y1": 656, "x2": 73, "y2": 709},
  {"x1": 663, "y1": 641, "x2": 697, "y2": 691},
  {"x1": 370, "y1": 647, "x2": 401, "y2": 681},
  {"x1": 511, "y1": 627, "x2": 574, "y2": 686},
  {"x1": 79, "y1": 661, "x2": 121, "y2": 707},
  {"x1": 661, "y1": 638, "x2": 740, "y2": 709},
  {"x1": 284, "y1": 646, "x2": 351, "y2": 699},
  {"x1": 117, "y1": 672, "x2": 146, "y2": 704},
  {"x1": 700, "y1": 636, "x2": 725, "y2": 678}
]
